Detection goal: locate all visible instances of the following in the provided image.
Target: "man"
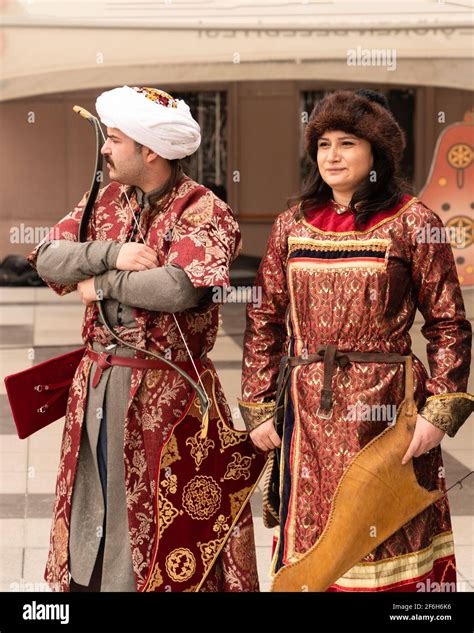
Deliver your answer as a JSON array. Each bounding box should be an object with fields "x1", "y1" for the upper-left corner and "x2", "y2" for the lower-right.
[{"x1": 27, "y1": 86, "x2": 260, "y2": 592}]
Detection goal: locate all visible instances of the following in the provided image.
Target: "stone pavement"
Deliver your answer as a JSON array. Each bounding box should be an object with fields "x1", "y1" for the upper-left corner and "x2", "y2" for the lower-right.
[{"x1": 0, "y1": 286, "x2": 472, "y2": 593}]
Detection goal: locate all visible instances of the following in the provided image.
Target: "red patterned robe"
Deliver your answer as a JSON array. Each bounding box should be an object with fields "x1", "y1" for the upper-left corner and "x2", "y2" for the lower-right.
[
  {"x1": 27, "y1": 175, "x2": 260, "y2": 592},
  {"x1": 240, "y1": 195, "x2": 473, "y2": 592}
]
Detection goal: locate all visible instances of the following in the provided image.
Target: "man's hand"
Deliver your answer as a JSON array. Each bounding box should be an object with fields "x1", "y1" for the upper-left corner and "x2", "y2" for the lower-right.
[
  {"x1": 402, "y1": 414, "x2": 445, "y2": 464},
  {"x1": 116, "y1": 243, "x2": 159, "y2": 271},
  {"x1": 250, "y1": 419, "x2": 281, "y2": 452},
  {"x1": 77, "y1": 277, "x2": 99, "y2": 305}
]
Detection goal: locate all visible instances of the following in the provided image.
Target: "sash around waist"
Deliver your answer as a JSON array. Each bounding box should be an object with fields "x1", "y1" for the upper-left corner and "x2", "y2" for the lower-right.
[
  {"x1": 86, "y1": 345, "x2": 207, "y2": 389},
  {"x1": 275, "y1": 344, "x2": 414, "y2": 421}
]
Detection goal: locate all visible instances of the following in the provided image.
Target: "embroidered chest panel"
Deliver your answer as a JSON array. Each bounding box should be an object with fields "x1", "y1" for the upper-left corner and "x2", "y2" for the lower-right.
[{"x1": 287, "y1": 236, "x2": 391, "y2": 272}]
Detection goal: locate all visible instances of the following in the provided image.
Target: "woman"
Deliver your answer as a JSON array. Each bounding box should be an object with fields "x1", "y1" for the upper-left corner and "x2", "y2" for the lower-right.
[{"x1": 238, "y1": 89, "x2": 473, "y2": 592}]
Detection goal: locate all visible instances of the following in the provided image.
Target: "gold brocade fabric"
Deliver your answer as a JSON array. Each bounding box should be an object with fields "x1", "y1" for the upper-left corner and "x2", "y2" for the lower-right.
[
  {"x1": 237, "y1": 400, "x2": 276, "y2": 432},
  {"x1": 241, "y1": 196, "x2": 473, "y2": 575},
  {"x1": 27, "y1": 177, "x2": 259, "y2": 592},
  {"x1": 420, "y1": 394, "x2": 474, "y2": 437}
]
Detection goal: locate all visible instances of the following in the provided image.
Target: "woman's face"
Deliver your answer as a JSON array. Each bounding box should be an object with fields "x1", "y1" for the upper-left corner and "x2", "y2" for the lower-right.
[{"x1": 316, "y1": 130, "x2": 373, "y2": 194}]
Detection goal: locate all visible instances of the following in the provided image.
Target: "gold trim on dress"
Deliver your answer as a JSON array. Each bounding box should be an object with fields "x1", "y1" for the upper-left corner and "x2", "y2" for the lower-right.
[
  {"x1": 299, "y1": 197, "x2": 417, "y2": 236},
  {"x1": 287, "y1": 236, "x2": 391, "y2": 272},
  {"x1": 279, "y1": 265, "x2": 307, "y2": 566},
  {"x1": 237, "y1": 399, "x2": 276, "y2": 432},
  {"x1": 288, "y1": 237, "x2": 391, "y2": 250},
  {"x1": 284, "y1": 365, "x2": 304, "y2": 565},
  {"x1": 420, "y1": 393, "x2": 474, "y2": 437},
  {"x1": 425, "y1": 392, "x2": 474, "y2": 402},
  {"x1": 289, "y1": 261, "x2": 387, "y2": 273},
  {"x1": 262, "y1": 453, "x2": 280, "y2": 528},
  {"x1": 333, "y1": 531, "x2": 455, "y2": 589}
]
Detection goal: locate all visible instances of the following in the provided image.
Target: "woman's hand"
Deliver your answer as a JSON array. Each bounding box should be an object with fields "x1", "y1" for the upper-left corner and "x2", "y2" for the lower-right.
[
  {"x1": 250, "y1": 419, "x2": 281, "y2": 452},
  {"x1": 402, "y1": 414, "x2": 445, "y2": 464},
  {"x1": 116, "y1": 243, "x2": 159, "y2": 271}
]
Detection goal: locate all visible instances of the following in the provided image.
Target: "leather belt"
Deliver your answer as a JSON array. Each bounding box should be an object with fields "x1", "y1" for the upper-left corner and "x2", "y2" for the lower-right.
[
  {"x1": 86, "y1": 348, "x2": 205, "y2": 389},
  {"x1": 275, "y1": 343, "x2": 411, "y2": 421}
]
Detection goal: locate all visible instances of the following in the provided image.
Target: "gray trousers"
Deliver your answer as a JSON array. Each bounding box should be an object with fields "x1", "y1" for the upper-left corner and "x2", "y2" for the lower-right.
[{"x1": 68, "y1": 340, "x2": 137, "y2": 592}]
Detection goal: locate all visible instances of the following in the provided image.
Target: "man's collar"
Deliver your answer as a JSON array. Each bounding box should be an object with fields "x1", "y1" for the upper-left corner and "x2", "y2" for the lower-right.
[
  {"x1": 118, "y1": 173, "x2": 189, "y2": 208},
  {"x1": 134, "y1": 184, "x2": 166, "y2": 208}
]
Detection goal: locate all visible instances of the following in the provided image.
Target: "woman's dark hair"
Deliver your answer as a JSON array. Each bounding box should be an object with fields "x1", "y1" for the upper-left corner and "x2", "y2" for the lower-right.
[
  {"x1": 290, "y1": 88, "x2": 413, "y2": 229},
  {"x1": 291, "y1": 144, "x2": 412, "y2": 230}
]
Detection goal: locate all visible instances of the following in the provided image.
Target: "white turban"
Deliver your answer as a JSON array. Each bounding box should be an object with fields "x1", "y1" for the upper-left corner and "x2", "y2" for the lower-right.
[{"x1": 95, "y1": 86, "x2": 201, "y2": 159}]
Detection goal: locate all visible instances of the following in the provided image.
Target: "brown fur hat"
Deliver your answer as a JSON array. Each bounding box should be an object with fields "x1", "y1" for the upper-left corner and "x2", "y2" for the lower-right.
[{"x1": 305, "y1": 89, "x2": 406, "y2": 169}]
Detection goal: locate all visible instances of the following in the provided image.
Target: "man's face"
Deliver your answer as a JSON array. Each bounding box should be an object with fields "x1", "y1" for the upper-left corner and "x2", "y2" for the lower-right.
[{"x1": 101, "y1": 127, "x2": 145, "y2": 185}]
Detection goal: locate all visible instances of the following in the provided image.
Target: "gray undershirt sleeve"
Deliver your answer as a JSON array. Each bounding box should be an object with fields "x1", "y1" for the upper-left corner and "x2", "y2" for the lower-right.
[
  {"x1": 36, "y1": 240, "x2": 123, "y2": 285},
  {"x1": 94, "y1": 265, "x2": 209, "y2": 313}
]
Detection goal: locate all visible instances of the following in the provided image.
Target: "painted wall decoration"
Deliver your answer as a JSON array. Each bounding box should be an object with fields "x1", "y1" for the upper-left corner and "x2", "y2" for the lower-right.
[{"x1": 420, "y1": 111, "x2": 474, "y2": 287}]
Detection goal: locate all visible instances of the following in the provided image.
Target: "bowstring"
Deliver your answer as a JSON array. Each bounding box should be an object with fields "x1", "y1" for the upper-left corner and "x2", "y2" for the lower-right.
[
  {"x1": 172, "y1": 313, "x2": 208, "y2": 401},
  {"x1": 445, "y1": 470, "x2": 473, "y2": 494},
  {"x1": 103, "y1": 189, "x2": 144, "y2": 351},
  {"x1": 89, "y1": 116, "x2": 208, "y2": 411},
  {"x1": 121, "y1": 187, "x2": 209, "y2": 403},
  {"x1": 100, "y1": 122, "x2": 147, "y2": 249},
  {"x1": 123, "y1": 190, "x2": 147, "y2": 244}
]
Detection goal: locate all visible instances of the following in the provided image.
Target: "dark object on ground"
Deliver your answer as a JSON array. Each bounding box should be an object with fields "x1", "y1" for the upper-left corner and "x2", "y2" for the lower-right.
[
  {"x1": 0, "y1": 255, "x2": 46, "y2": 286},
  {"x1": 230, "y1": 254, "x2": 261, "y2": 287}
]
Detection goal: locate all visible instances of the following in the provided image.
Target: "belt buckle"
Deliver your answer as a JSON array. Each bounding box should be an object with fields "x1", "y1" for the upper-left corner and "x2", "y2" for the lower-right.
[{"x1": 317, "y1": 406, "x2": 333, "y2": 420}]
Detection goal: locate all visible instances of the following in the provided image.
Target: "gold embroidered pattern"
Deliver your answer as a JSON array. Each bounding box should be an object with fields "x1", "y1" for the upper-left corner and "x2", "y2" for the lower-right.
[
  {"x1": 179, "y1": 190, "x2": 215, "y2": 227},
  {"x1": 161, "y1": 434, "x2": 181, "y2": 469},
  {"x1": 186, "y1": 429, "x2": 215, "y2": 470},
  {"x1": 289, "y1": 261, "x2": 385, "y2": 273},
  {"x1": 182, "y1": 475, "x2": 222, "y2": 520},
  {"x1": 165, "y1": 548, "x2": 196, "y2": 582},
  {"x1": 223, "y1": 453, "x2": 254, "y2": 481},
  {"x1": 185, "y1": 309, "x2": 213, "y2": 335},
  {"x1": 146, "y1": 562, "x2": 164, "y2": 591},
  {"x1": 419, "y1": 393, "x2": 474, "y2": 437},
  {"x1": 160, "y1": 473, "x2": 178, "y2": 496},
  {"x1": 287, "y1": 237, "x2": 390, "y2": 272},
  {"x1": 53, "y1": 517, "x2": 68, "y2": 567},
  {"x1": 158, "y1": 491, "x2": 180, "y2": 538},
  {"x1": 212, "y1": 514, "x2": 231, "y2": 536},
  {"x1": 216, "y1": 415, "x2": 249, "y2": 449},
  {"x1": 198, "y1": 538, "x2": 222, "y2": 568},
  {"x1": 288, "y1": 237, "x2": 390, "y2": 252},
  {"x1": 237, "y1": 399, "x2": 276, "y2": 432},
  {"x1": 229, "y1": 487, "x2": 253, "y2": 518}
]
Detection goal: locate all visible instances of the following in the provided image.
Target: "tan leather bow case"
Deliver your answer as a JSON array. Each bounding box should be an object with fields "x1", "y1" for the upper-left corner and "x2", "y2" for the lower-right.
[{"x1": 271, "y1": 356, "x2": 443, "y2": 592}]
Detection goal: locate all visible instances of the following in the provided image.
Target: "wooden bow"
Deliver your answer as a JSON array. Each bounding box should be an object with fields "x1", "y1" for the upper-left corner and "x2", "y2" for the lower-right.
[{"x1": 73, "y1": 105, "x2": 210, "y2": 435}]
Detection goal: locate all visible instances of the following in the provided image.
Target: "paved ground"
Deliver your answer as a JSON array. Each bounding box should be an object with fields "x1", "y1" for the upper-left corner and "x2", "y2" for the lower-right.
[{"x1": 0, "y1": 286, "x2": 472, "y2": 592}]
